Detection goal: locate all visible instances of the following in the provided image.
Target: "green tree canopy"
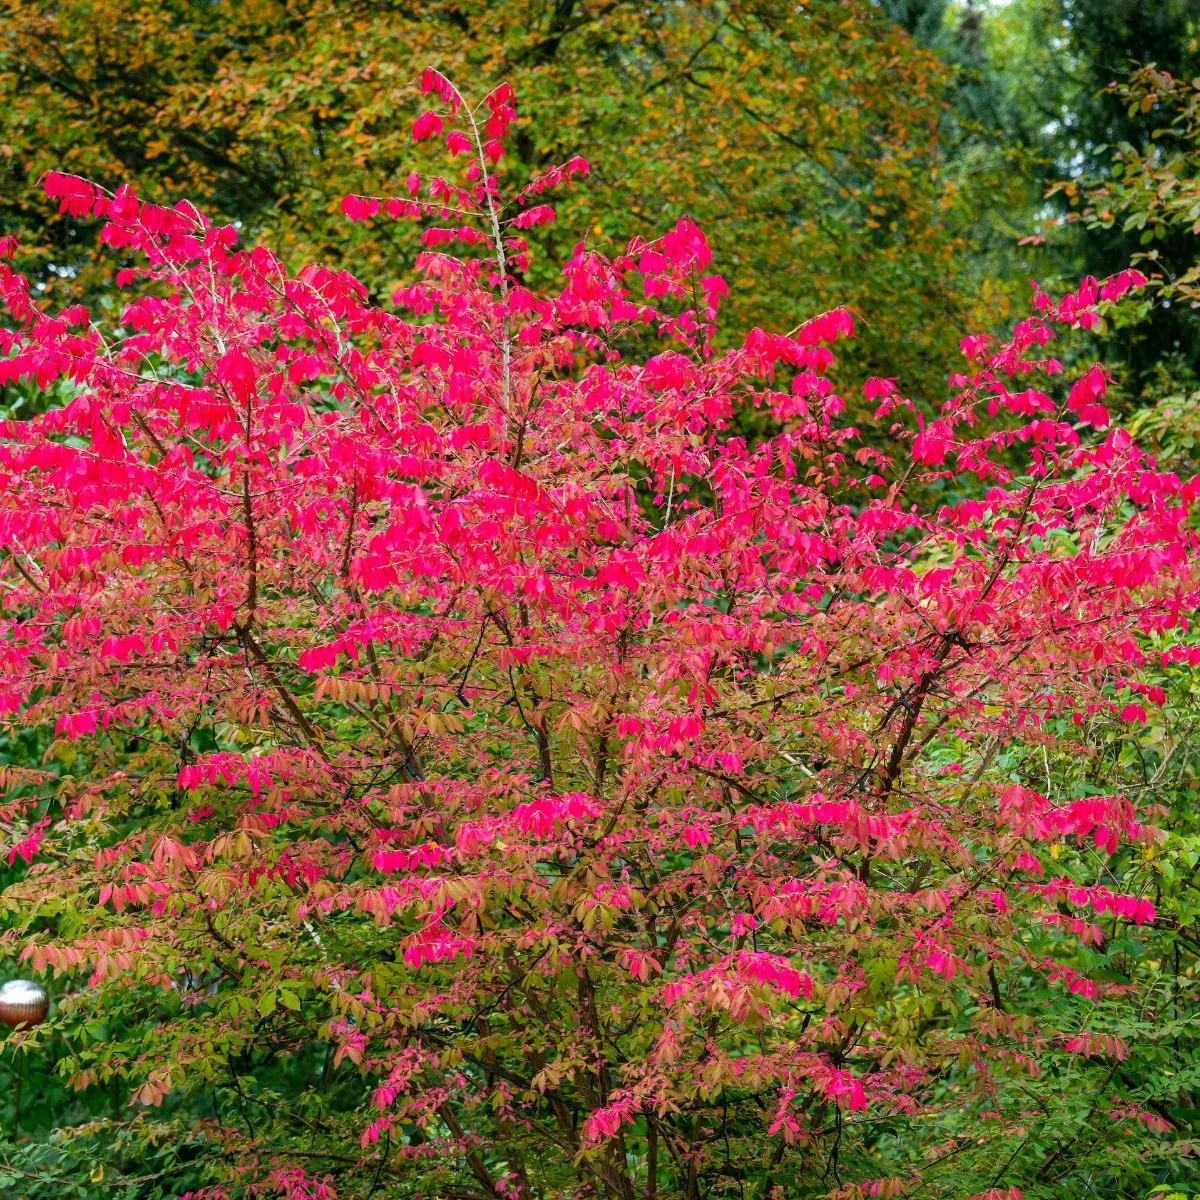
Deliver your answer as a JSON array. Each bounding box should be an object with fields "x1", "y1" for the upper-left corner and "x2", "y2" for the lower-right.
[{"x1": 1, "y1": 0, "x2": 988, "y2": 388}]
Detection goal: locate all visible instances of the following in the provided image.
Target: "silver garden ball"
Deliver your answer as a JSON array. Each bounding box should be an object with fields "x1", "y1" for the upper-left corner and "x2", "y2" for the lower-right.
[{"x1": 0, "y1": 980, "x2": 49, "y2": 1028}]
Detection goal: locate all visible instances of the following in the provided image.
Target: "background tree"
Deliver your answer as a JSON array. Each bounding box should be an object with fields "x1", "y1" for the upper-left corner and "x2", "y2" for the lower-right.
[
  {"x1": 970, "y1": 1, "x2": 1200, "y2": 393},
  {"x1": 0, "y1": 0, "x2": 990, "y2": 391}
]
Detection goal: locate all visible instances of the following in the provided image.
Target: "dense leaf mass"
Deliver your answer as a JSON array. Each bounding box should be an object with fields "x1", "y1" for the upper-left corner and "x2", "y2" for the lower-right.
[
  {"x1": 0, "y1": 0, "x2": 976, "y2": 387},
  {"x1": 0, "y1": 74, "x2": 1198, "y2": 1200}
]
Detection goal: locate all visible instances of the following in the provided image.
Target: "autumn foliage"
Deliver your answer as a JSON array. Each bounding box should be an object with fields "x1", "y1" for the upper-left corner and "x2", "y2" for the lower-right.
[
  {"x1": 0, "y1": 71, "x2": 1196, "y2": 1199},
  {"x1": 0, "y1": 0, "x2": 976, "y2": 388}
]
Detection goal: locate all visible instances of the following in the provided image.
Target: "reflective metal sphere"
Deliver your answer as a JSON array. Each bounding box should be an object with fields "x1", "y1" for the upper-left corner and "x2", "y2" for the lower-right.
[{"x1": 0, "y1": 980, "x2": 49, "y2": 1028}]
